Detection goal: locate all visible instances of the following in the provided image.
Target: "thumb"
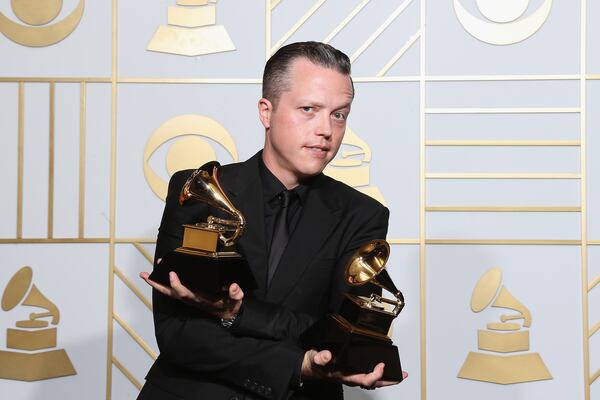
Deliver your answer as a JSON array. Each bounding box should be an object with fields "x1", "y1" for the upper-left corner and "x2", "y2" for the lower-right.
[
  {"x1": 313, "y1": 350, "x2": 332, "y2": 366},
  {"x1": 229, "y1": 283, "x2": 244, "y2": 301}
]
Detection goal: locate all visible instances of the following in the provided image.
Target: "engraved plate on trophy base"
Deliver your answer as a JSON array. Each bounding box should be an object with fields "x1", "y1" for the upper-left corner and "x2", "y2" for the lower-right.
[
  {"x1": 149, "y1": 249, "x2": 256, "y2": 295},
  {"x1": 181, "y1": 223, "x2": 221, "y2": 254},
  {"x1": 301, "y1": 314, "x2": 403, "y2": 382}
]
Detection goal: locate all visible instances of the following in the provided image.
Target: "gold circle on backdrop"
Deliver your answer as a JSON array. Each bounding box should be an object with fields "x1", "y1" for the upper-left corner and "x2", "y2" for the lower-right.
[
  {"x1": 0, "y1": 0, "x2": 84, "y2": 47},
  {"x1": 11, "y1": 0, "x2": 62, "y2": 26},
  {"x1": 143, "y1": 114, "x2": 238, "y2": 201}
]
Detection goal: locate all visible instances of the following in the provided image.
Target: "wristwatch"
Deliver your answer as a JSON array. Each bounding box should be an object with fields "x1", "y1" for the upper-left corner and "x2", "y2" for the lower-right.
[{"x1": 220, "y1": 313, "x2": 237, "y2": 328}]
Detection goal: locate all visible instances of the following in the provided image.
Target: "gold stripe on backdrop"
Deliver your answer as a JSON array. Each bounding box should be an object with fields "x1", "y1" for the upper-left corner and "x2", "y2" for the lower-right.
[
  {"x1": 580, "y1": 2, "x2": 590, "y2": 399},
  {"x1": 419, "y1": 0, "x2": 427, "y2": 396},
  {"x1": 270, "y1": 0, "x2": 282, "y2": 11},
  {"x1": 17, "y1": 82, "x2": 24, "y2": 239},
  {"x1": 79, "y1": 82, "x2": 86, "y2": 238},
  {"x1": 0, "y1": 238, "x2": 156, "y2": 244},
  {"x1": 591, "y1": 369, "x2": 600, "y2": 384},
  {"x1": 112, "y1": 356, "x2": 142, "y2": 390},
  {"x1": 425, "y1": 206, "x2": 581, "y2": 212},
  {"x1": 270, "y1": 0, "x2": 327, "y2": 55},
  {"x1": 322, "y1": 0, "x2": 370, "y2": 44},
  {"x1": 425, "y1": 140, "x2": 580, "y2": 146},
  {"x1": 590, "y1": 321, "x2": 600, "y2": 337},
  {"x1": 425, "y1": 239, "x2": 581, "y2": 245},
  {"x1": 377, "y1": 29, "x2": 421, "y2": 77},
  {"x1": 114, "y1": 266, "x2": 152, "y2": 311},
  {"x1": 106, "y1": 0, "x2": 118, "y2": 397},
  {"x1": 48, "y1": 82, "x2": 55, "y2": 239},
  {"x1": 113, "y1": 313, "x2": 157, "y2": 360},
  {"x1": 426, "y1": 107, "x2": 580, "y2": 114},
  {"x1": 425, "y1": 173, "x2": 580, "y2": 179},
  {"x1": 132, "y1": 243, "x2": 154, "y2": 264},
  {"x1": 0, "y1": 77, "x2": 111, "y2": 83},
  {"x1": 350, "y1": 0, "x2": 414, "y2": 63},
  {"x1": 589, "y1": 275, "x2": 600, "y2": 292}
]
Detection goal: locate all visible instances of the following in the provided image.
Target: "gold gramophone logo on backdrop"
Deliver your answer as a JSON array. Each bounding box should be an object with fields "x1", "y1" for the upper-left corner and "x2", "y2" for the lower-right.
[
  {"x1": 457, "y1": 267, "x2": 551, "y2": 384},
  {"x1": 454, "y1": 0, "x2": 552, "y2": 45},
  {"x1": 324, "y1": 128, "x2": 387, "y2": 206},
  {"x1": 0, "y1": 0, "x2": 84, "y2": 47},
  {"x1": 0, "y1": 266, "x2": 76, "y2": 381},
  {"x1": 143, "y1": 114, "x2": 239, "y2": 201},
  {"x1": 147, "y1": 0, "x2": 235, "y2": 56}
]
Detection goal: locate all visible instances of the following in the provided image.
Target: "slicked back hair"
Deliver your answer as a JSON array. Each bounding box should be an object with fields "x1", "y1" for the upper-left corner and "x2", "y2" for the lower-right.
[{"x1": 262, "y1": 41, "x2": 354, "y2": 108}]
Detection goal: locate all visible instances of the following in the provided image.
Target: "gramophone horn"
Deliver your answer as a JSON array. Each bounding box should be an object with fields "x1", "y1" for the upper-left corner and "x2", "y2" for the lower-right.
[{"x1": 345, "y1": 240, "x2": 402, "y2": 299}]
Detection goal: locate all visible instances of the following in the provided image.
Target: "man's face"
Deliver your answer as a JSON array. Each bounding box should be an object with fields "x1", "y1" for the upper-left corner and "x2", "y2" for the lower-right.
[{"x1": 259, "y1": 58, "x2": 353, "y2": 188}]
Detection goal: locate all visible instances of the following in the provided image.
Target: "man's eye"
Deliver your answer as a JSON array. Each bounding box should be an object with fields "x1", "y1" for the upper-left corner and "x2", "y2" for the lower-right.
[
  {"x1": 301, "y1": 106, "x2": 313, "y2": 112},
  {"x1": 333, "y1": 112, "x2": 346, "y2": 120}
]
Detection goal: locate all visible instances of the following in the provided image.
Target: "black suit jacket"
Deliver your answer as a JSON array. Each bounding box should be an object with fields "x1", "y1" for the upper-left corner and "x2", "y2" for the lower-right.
[{"x1": 140, "y1": 152, "x2": 389, "y2": 400}]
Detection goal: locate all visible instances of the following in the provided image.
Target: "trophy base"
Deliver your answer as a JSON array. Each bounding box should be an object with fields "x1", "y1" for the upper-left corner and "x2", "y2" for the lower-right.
[
  {"x1": 340, "y1": 294, "x2": 395, "y2": 335},
  {"x1": 301, "y1": 314, "x2": 403, "y2": 382},
  {"x1": 148, "y1": 249, "x2": 256, "y2": 294}
]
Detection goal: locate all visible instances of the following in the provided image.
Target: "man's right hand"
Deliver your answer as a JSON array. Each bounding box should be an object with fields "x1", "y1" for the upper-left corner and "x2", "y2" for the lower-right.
[{"x1": 301, "y1": 349, "x2": 406, "y2": 390}]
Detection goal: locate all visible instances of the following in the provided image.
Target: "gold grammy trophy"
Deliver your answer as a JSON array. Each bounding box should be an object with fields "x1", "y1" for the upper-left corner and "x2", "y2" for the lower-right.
[
  {"x1": 149, "y1": 161, "x2": 255, "y2": 293},
  {"x1": 301, "y1": 240, "x2": 404, "y2": 381},
  {"x1": 0, "y1": 267, "x2": 76, "y2": 381},
  {"x1": 458, "y1": 267, "x2": 552, "y2": 384}
]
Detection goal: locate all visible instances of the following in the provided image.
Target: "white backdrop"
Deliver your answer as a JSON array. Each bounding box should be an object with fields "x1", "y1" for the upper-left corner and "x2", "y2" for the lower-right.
[{"x1": 1, "y1": 1, "x2": 599, "y2": 399}]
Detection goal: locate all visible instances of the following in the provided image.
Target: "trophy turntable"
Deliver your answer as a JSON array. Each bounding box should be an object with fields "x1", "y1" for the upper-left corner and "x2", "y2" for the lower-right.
[
  {"x1": 149, "y1": 162, "x2": 255, "y2": 294},
  {"x1": 301, "y1": 240, "x2": 404, "y2": 381}
]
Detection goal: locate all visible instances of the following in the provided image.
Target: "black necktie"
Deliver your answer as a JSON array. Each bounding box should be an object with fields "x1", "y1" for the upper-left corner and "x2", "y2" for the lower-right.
[{"x1": 267, "y1": 190, "x2": 292, "y2": 287}]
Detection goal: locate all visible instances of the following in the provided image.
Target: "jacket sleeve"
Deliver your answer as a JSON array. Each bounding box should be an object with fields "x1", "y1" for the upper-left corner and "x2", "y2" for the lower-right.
[
  {"x1": 152, "y1": 171, "x2": 305, "y2": 400},
  {"x1": 230, "y1": 203, "x2": 390, "y2": 343}
]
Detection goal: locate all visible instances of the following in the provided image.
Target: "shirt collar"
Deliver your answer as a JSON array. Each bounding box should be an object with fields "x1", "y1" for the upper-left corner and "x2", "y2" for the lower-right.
[{"x1": 258, "y1": 152, "x2": 309, "y2": 205}]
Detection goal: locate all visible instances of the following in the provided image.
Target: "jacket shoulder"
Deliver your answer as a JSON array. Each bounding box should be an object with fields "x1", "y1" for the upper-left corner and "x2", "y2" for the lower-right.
[{"x1": 320, "y1": 174, "x2": 388, "y2": 215}]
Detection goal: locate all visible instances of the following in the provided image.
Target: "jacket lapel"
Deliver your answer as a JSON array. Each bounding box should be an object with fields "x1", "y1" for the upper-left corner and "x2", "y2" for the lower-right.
[
  {"x1": 266, "y1": 175, "x2": 343, "y2": 304},
  {"x1": 223, "y1": 154, "x2": 269, "y2": 297}
]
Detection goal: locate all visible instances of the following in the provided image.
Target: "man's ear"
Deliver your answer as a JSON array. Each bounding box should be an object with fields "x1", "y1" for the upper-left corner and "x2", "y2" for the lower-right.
[{"x1": 258, "y1": 98, "x2": 273, "y2": 129}]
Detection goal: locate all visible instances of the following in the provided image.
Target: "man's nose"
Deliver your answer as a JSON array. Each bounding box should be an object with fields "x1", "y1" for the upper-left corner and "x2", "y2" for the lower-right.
[{"x1": 316, "y1": 113, "x2": 332, "y2": 137}]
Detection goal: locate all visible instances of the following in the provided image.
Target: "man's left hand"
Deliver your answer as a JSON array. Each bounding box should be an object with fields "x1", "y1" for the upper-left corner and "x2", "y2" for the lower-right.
[{"x1": 139, "y1": 270, "x2": 243, "y2": 320}]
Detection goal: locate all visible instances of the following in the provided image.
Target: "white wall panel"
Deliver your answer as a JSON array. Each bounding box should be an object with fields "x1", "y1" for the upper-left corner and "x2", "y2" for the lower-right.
[
  {"x1": 53, "y1": 83, "x2": 81, "y2": 238},
  {"x1": 427, "y1": 112, "x2": 581, "y2": 141},
  {"x1": 427, "y1": 179, "x2": 580, "y2": 207},
  {"x1": 83, "y1": 83, "x2": 111, "y2": 238},
  {"x1": 427, "y1": 245, "x2": 583, "y2": 400},
  {"x1": 22, "y1": 83, "x2": 50, "y2": 238},
  {"x1": 0, "y1": 83, "x2": 18, "y2": 237},
  {"x1": 427, "y1": 212, "x2": 580, "y2": 240}
]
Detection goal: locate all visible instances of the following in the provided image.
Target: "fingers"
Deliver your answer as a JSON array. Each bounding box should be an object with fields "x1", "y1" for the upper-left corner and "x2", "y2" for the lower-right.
[
  {"x1": 228, "y1": 283, "x2": 244, "y2": 301},
  {"x1": 313, "y1": 350, "x2": 332, "y2": 367},
  {"x1": 169, "y1": 272, "x2": 197, "y2": 301},
  {"x1": 139, "y1": 272, "x2": 173, "y2": 297}
]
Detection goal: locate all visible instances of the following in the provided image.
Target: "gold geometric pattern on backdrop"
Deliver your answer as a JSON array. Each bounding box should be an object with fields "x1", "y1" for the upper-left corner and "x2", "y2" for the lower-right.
[
  {"x1": 270, "y1": 0, "x2": 420, "y2": 77},
  {"x1": 457, "y1": 267, "x2": 552, "y2": 384},
  {"x1": 0, "y1": 0, "x2": 85, "y2": 47}
]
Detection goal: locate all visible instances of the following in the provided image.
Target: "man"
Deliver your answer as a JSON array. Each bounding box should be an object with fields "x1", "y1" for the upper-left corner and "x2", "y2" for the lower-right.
[{"x1": 138, "y1": 42, "x2": 404, "y2": 400}]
